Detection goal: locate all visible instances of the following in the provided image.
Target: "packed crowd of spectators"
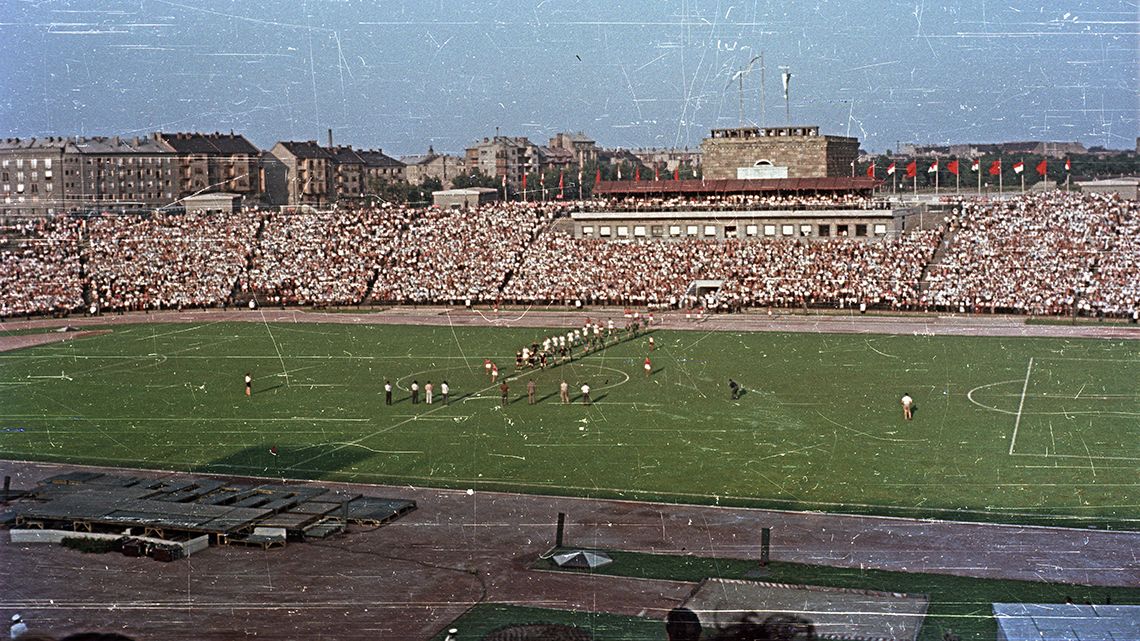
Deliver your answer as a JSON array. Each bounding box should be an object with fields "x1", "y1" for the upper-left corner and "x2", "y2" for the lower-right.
[
  {"x1": 921, "y1": 192, "x2": 1135, "y2": 315},
  {"x1": 1087, "y1": 197, "x2": 1140, "y2": 316},
  {"x1": 85, "y1": 211, "x2": 261, "y2": 312},
  {"x1": 0, "y1": 217, "x2": 84, "y2": 317},
  {"x1": 505, "y1": 231, "x2": 940, "y2": 310},
  {"x1": 504, "y1": 235, "x2": 703, "y2": 305},
  {"x1": 371, "y1": 202, "x2": 549, "y2": 303},
  {"x1": 243, "y1": 207, "x2": 414, "y2": 306},
  {"x1": 718, "y1": 230, "x2": 942, "y2": 310},
  {"x1": 1, "y1": 192, "x2": 1136, "y2": 319}
]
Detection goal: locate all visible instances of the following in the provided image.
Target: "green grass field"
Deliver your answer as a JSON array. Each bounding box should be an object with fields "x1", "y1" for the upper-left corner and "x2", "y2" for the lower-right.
[{"x1": 0, "y1": 321, "x2": 1136, "y2": 529}]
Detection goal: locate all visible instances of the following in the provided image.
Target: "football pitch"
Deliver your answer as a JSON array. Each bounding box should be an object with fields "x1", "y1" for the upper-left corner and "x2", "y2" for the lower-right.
[{"x1": 1, "y1": 321, "x2": 1136, "y2": 530}]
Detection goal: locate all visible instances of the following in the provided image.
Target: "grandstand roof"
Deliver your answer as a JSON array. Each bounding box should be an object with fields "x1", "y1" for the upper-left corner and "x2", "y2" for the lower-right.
[{"x1": 594, "y1": 177, "x2": 880, "y2": 196}]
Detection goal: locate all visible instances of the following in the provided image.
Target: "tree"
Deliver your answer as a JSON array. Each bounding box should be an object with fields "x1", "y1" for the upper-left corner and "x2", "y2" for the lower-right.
[{"x1": 450, "y1": 171, "x2": 498, "y2": 190}]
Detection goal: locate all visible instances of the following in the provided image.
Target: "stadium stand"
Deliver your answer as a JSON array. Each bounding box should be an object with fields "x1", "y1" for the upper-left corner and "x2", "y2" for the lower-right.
[{"x1": 1, "y1": 192, "x2": 1136, "y2": 319}]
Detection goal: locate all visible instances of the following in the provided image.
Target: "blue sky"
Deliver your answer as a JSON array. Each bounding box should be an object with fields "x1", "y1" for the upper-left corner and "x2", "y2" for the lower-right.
[{"x1": 1, "y1": 0, "x2": 1136, "y2": 154}]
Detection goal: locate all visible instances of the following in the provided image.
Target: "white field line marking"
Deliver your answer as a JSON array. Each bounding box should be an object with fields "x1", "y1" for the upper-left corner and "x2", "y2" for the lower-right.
[
  {"x1": 260, "y1": 308, "x2": 290, "y2": 387},
  {"x1": 132, "y1": 321, "x2": 220, "y2": 341},
  {"x1": 1034, "y1": 357, "x2": 1140, "y2": 363},
  {"x1": 1010, "y1": 357, "x2": 1034, "y2": 455},
  {"x1": 444, "y1": 310, "x2": 473, "y2": 372},
  {"x1": 1010, "y1": 452, "x2": 1140, "y2": 462},
  {"x1": 966, "y1": 379, "x2": 1021, "y2": 415}
]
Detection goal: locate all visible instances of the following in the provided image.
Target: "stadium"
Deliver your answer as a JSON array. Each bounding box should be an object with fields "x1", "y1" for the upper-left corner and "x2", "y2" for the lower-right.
[{"x1": 2, "y1": 171, "x2": 1139, "y2": 641}]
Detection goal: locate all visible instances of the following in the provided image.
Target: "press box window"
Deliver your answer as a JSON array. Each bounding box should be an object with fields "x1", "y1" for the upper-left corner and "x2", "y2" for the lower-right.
[
  {"x1": 599, "y1": 226, "x2": 611, "y2": 237},
  {"x1": 703, "y1": 225, "x2": 717, "y2": 237},
  {"x1": 581, "y1": 226, "x2": 594, "y2": 237},
  {"x1": 782, "y1": 225, "x2": 794, "y2": 236},
  {"x1": 874, "y1": 224, "x2": 887, "y2": 236},
  {"x1": 669, "y1": 225, "x2": 681, "y2": 237},
  {"x1": 764, "y1": 225, "x2": 776, "y2": 236}
]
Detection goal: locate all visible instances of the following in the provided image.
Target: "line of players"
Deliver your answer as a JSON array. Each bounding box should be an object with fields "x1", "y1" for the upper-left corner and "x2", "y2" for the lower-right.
[{"x1": 511, "y1": 313, "x2": 655, "y2": 371}]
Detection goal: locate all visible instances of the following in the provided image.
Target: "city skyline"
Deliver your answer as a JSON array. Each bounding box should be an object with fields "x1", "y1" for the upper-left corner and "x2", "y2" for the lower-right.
[{"x1": 1, "y1": 0, "x2": 1136, "y2": 155}]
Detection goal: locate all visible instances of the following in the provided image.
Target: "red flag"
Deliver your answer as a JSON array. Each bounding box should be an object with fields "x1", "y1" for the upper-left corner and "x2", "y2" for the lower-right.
[
  {"x1": 595, "y1": 168, "x2": 601, "y2": 185},
  {"x1": 558, "y1": 170, "x2": 564, "y2": 198},
  {"x1": 866, "y1": 163, "x2": 876, "y2": 178},
  {"x1": 947, "y1": 160, "x2": 960, "y2": 176},
  {"x1": 521, "y1": 173, "x2": 527, "y2": 193},
  {"x1": 1035, "y1": 159, "x2": 1047, "y2": 177},
  {"x1": 654, "y1": 165, "x2": 659, "y2": 181},
  {"x1": 1013, "y1": 161, "x2": 1024, "y2": 174},
  {"x1": 1064, "y1": 158, "x2": 1071, "y2": 172},
  {"x1": 635, "y1": 167, "x2": 640, "y2": 181},
  {"x1": 970, "y1": 159, "x2": 980, "y2": 172},
  {"x1": 674, "y1": 167, "x2": 679, "y2": 181},
  {"x1": 904, "y1": 161, "x2": 917, "y2": 178},
  {"x1": 988, "y1": 160, "x2": 1002, "y2": 176},
  {"x1": 886, "y1": 162, "x2": 896, "y2": 175}
]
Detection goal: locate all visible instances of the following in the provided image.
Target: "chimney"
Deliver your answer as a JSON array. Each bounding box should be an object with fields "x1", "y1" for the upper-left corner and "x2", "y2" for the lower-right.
[{"x1": 327, "y1": 128, "x2": 333, "y2": 149}]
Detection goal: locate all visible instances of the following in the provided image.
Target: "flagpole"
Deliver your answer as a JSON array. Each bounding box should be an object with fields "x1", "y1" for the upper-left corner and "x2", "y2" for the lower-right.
[
  {"x1": 999, "y1": 157, "x2": 1004, "y2": 195},
  {"x1": 935, "y1": 163, "x2": 939, "y2": 195},
  {"x1": 977, "y1": 159, "x2": 981, "y2": 196},
  {"x1": 759, "y1": 52, "x2": 766, "y2": 126},
  {"x1": 780, "y1": 66, "x2": 791, "y2": 125},
  {"x1": 1020, "y1": 158, "x2": 1025, "y2": 193},
  {"x1": 956, "y1": 161, "x2": 960, "y2": 194}
]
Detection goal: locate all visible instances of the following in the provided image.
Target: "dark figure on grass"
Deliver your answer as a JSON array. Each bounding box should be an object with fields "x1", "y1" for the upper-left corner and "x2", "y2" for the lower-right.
[
  {"x1": 729, "y1": 379, "x2": 741, "y2": 400},
  {"x1": 500, "y1": 382, "x2": 510, "y2": 407},
  {"x1": 244, "y1": 372, "x2": 252, "y2": 397},
  {"x1": 411, "y1": 380, "x2": 420, "y2": 405}
]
